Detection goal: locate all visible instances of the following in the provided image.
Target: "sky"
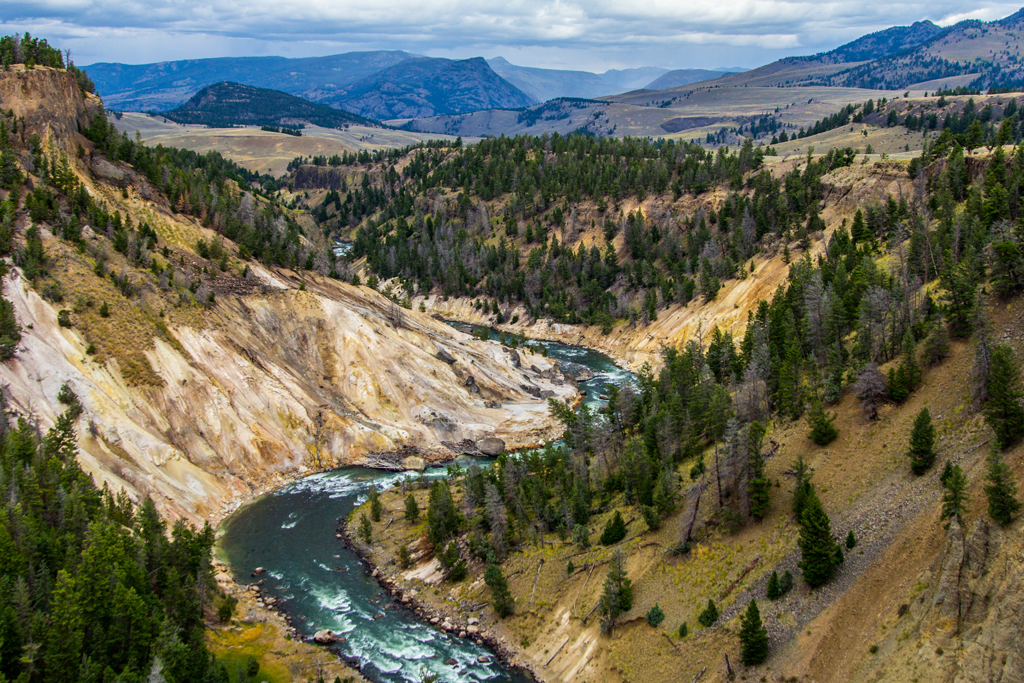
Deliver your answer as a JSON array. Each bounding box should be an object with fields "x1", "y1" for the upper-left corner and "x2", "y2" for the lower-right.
[{"x1": 0, "y1": 1, "x2": 1021, "y2": 72}]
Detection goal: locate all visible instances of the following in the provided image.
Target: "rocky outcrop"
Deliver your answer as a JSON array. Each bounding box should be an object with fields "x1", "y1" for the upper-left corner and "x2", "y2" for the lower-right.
[
  {"x1": 0, "y1": 267, "x2": 575, "y2": 525},
  {"x1": 476, "y1": 437, "x2": 505, "y2": 456}
]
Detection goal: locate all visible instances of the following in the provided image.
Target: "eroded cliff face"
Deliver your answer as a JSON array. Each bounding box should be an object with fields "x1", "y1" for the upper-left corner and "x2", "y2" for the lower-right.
[{"x1": 0, "y1": 268, "x2": 574, "y2": 525}]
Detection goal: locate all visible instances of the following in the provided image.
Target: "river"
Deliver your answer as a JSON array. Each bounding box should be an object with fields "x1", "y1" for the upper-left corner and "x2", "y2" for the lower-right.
[{"x1": 216, "y1": 329, "x2": 635, "y2": 683}]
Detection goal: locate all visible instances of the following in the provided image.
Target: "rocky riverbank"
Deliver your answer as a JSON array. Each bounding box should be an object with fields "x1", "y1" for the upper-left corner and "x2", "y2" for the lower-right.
[{"x1": 336, "y1": 510, "x2": 539, "y2": 680}]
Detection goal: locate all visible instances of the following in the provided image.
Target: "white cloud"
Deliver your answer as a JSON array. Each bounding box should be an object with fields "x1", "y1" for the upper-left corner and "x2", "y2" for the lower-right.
[{"x1": 1, "y1": 0, "x2": 1021, "y2": 70}]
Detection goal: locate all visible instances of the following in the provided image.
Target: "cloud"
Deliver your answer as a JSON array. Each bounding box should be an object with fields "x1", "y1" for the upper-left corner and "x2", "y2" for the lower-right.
[{"x1": 1, "y1": 0, "x2": 1021, "y2": 70}]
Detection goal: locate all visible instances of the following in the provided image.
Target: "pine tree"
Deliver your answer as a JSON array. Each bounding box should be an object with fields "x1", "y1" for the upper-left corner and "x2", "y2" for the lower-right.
[
  {"x1": 907, "y1": 408, "x2": 937, "y2": 475},
  {"x1": 646, "y1": 603, "x2": 665, "y2": 627},
  {"x1": 697, "y1": 598, "x2": 719, "y2": 627},
  {"x1": 738, "y1": 599, "x2": 769, "y2": 665},
  {"x1": 368, "y1": 485, "x2": 382, "y2": 522},
  {"x1": 404, "y1": 493, "x2": 419, "y2": 522},
  {"x1": 766, "y1": 570, "x2": 781, "y2": 600},
  {"x1": 747, "y1": 422, "x2": 771, "y2": 519},
  {"x1": 941, "y1": 464, "x2": 969, "y2": 528},
  {"x1": 358, "y1": 512, "x2": 372, "y2": 544},
  {"x1": 791, "y1": 454, "x2": 814, "y2": 521},
  {"x1": 797, "y1": 491, "x2": 842, "y2": 587},
  {"x1": 600, "y1": 510, "x2": 628, "y2": 545},
  {"x1": 599, "y1": 549, "x2": 632, "y2": 633},
  {"x1": 0, "y1": 294, "x2": 20, "y2": 359},
  {"x1": 806, "y1": 403, "x2": 839, "y2": 446},
  {"x1": 484, "y1": 564, "x2": 515, "y2": 618},
  {"x1": 984, "y1": 443, "x2": 1022, "y2": 525},
  {"x1": 846, "y1": 529, "x2": 857, "y2": 549},
  {"x1": 984, "y1": 344, "x2": 1024, "y2": 449}
]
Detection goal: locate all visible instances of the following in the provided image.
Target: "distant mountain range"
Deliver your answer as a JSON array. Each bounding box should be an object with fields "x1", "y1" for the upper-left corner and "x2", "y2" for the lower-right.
[
  {"x1": 86, "y1": 51, "x2": 743, "y2": 117},
  {"x1": 162, "y1": 82, "x2": 376, "y2": 128},
  {"x1": 86, "y1": 51, "x2": 414, "y2": 112},
  {"x1": 332, "y1": 57, "x2": 533, "y2": 120},
  {"x1": 488, "y1": 58, "x2": 676, "y2": 100}
]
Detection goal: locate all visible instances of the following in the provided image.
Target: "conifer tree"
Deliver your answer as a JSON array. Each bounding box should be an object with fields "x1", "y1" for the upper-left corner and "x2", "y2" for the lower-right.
[
  {"x1": 485, "y1": 564, "x2": 515, "y2": 618},
  {"x1": 984, "y1": 443, "x2": 1021, "y2": 525},
  {"x1": 697, "y1": 598, "x2": 719, "y2": 627},
  {"x1": 358, "y1": 512, "x2": 373, "y2": 544},
  {"x1": 806, "y1": 402, "x2": 839, "y2": 446},
  {"x1": 738, "y1": 599, "x2": 769, "y2": 665},
  {"x1": 404, "y1": 493, "x2": 419, "y2": 522},
  {"x1": 599, "y1": 549, "x2": 632, "y2": 633},
  {"x1": 846, "y1": 529, "x2": 857, "y2": 549},
  {"x1": 766, "y1": 570, "x2": 781, "y2": 600},
  {"x1": 797, "y1": 491, "x2": 842, "y2": 587},
  {"x1": 600, "y1": 510, "x2": 628, "y2": 545},
  {"x1": 746, "y1": 422, "x2": 771, "y2": 519},
  {"x1": 791, "y1": 454, "x2": 814, "y2": 521},
  {"x1": 984, "y1": 344, "x2": 1024, "y2": 449},
  {"x1": 907, "y1": 408, "x2": 937, "y2": 475},
  {"x1": 941, "y1": 464, "x2": 969, "y2": 528},
  {"x1": 368, "y1": 485, "x2": 382, "y2": 522}
]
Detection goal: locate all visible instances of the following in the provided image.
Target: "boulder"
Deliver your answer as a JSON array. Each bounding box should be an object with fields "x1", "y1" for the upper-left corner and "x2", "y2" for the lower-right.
[
  {"x1": 476, "y1": 437, "x2": 505, "y2": 456},
  {"x1": 436, "y1": 347, "x2": 456, "y2": 364},
  {"x1": 313, "y1": 629, "x2": 339, "y2": 644},
  {"x1": 465, "y1": 375, "x2": 476, "y2": 386},
  {"x1": 445, "y1": 658, "x2": 458, "y2": 666},
  {"x1": 477, "y1": 655, "x2": 491, "y2": 664},
  {"x1": 252, "y1": 567, "x2": 266, "y2": 576},
  {"x1": 91, "y1": 157, "x2": 126, "y2": 183},
  {"x1": 509, "y1": 349, "x2": 521, "y2": 367},
  {"x1": 402, "y1": 456, "x2": 426, "y2": 472},
  {"x1": 467, "y1": 625, "x2": 479, "y2": 635}
]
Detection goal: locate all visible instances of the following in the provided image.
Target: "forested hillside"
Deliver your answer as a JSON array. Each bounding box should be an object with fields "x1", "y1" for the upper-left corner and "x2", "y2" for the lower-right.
[
  {"x1": 339, "y1": 117, "x2": 1024, "y2": 683},
  {"x1": 164, "y1": 81, "x2": 377, "y2": 129}
]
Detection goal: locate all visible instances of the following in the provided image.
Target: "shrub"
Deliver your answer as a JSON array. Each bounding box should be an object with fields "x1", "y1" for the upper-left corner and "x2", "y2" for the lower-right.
[
  {"x1": 57, "y1": 309, "x2": 71, "y2": 327},
  {"x1": 99, "y1": 301, "x2": 110, "y2": 317},
  {"x1": 217, "y1": 595, "x2": 238, "y2": 623},
  {"x1": 485, "y1": 564, "x2": 515, "y2": 618},
  {"x1": 600, "y1": 511, "x2": 627, "y2": 545},
  {"x1": 641, "y1": 505, "x2": 661, "y2": 531},
  {"x1": 806, "y1": 403, "x2": 838, "y2": 446},
  {"x1": 697, "y1": 598, "x2": 719, "y2": 627},
  {"x1": 404, "y1": 493, "x2": 419, "y2": 522},
  {"x1": 646, "y1": 603, "x2": 665, "y2": 627},
  {"x1": 677, "y1": 622, "x2": 688, "y2": 638},
  {"x1": 398, "y1": 544, "x2": 411, "y2": 569}
]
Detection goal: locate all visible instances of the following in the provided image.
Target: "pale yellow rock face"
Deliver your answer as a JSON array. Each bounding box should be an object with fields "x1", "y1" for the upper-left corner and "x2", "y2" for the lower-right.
[{"x1": 0, "y1": 270, "x2": 574, "y2": 525}]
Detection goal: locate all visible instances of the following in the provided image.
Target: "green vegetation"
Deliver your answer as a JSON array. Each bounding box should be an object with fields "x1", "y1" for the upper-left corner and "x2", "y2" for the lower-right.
[
  {"x1": 0, "y1": 33, "x2": 94, "y2": 93},
  {"x1": 599, "y1": 549, "x2": 632, "y2": 633},
  {"x1": 697, "y1": 598, "x2": 719, "y2": 627},
  {"x1": 984, "y1": 443, "x2": 1021, "y2": 525},
  {"x1": 485, "y1": 564, "x2": 515, "y2": 618},
  {"x1": 983, "y1": 344, "x2": 1024, "y2": 449},
  {"x1": 766, "y1": 569, "x2": 793, "y2": 600},
  {"x1": 806, "y1": 402, "x2": 838, "y2": 445},
  {"x1": 907, "y1": 408, "x2": 937, "y2": 475},
  {"x1": 164, "y1": 82, "x2": 375, "y2": 129},
  {"x1": 646, "y1": 603, "x2": 665, "y2": 627},
  {"x1": 404, "y1": 493, "x2": 420, "y2": 522},
  {"x1": 738, "y1": 599, "x2": 769, "y2": 665},
  {"x1": 0, "y1": 385, "x2": 225, "y2": 682},
  {"x1": 600, "y1": 510, "x2": 627, "y2": 545},
  {"x1": 797, "y1": 489, "x2": 843, "y2": 587},
  {"x1": 941, "y1": 464, "x2": 969, "y2": 528}
]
